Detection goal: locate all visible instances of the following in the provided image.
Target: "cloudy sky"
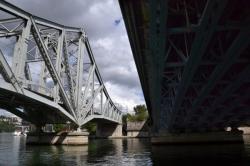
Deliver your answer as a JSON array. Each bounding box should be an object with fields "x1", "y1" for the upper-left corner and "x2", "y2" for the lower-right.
[{"x1": 2, "y1": 0, "x2": 145, "y2": 113}]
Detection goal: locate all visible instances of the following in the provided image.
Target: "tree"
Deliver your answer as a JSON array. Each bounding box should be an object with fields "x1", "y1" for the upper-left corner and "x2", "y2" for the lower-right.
[
  {"x1": 127, "y1": 113, "x2": 136, "y2": 122},
  {"x1": 0, "y1": 121, "x2": 15, "y2": 132},
  {"x1": 134, "y1": 104, "x2": 148, "y2": 121},
  {"x1": 53, "y1": 124, "x2": 66, "y2": 132},
  {"x1": 126, "y1": 104, "x2": 148, "y2": 122},
  {"x1": 134, "y1": 105, "x2": 147, "y2": 115}
]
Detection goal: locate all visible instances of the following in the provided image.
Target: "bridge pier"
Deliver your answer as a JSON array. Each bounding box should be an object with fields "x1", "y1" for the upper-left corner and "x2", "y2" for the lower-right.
[
  {"x1": 26, "y1": 131, "x2": 89, "y2": 145},
  {"x1": 26, "y1": 124, "x2": 89, "y2": 145},
  {"x1": 151, "y1": 130, "x2": 244, "y2": 145},
  {"x1": 96, "y1": 122, "x2": 123, "y2": 138}
]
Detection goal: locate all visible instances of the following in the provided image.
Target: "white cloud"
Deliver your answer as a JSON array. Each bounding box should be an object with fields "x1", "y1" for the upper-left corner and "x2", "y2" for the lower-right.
[{"x1": 105, "y1": 82, "x2": 144, "y2": 112}]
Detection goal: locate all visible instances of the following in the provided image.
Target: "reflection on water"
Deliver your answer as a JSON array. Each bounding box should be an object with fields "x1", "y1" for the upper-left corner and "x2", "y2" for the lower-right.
[
  {"x1": 152, "y1": 143, "x2": 250, "y2": 166},
  {"x1": 0, "y1": 133, "x2": 250, "y2": 165},
  {"x1": 0, "y1": 133, "x2": 151, "y2": 166}
]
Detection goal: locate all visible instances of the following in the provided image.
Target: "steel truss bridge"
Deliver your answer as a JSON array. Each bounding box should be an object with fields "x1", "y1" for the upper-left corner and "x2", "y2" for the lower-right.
[
  {"x1": 0, "y1": 1, "x2": 122, "y2": 127},
  {"x1": 120, "y1": 0, "x2": 250, "y2": 133}
]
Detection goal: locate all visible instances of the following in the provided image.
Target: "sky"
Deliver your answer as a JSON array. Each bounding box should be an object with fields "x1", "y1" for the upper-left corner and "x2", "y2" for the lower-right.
[{"x1": 1, "y1": 0, "x2": 145, "y2": 114}]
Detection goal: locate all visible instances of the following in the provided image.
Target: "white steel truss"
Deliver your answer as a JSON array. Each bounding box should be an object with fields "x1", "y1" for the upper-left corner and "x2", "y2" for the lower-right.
[{"x1": 0, "y1": 1, "x2": 122, "y2": 126}]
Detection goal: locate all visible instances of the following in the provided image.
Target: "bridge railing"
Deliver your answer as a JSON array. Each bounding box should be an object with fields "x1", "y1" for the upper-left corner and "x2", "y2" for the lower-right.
[{"x1": 0, "y1": 0, "x2": 122, "y2": 126}]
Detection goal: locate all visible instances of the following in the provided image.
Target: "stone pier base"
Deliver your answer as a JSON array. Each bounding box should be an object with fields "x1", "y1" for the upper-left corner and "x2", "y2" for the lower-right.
[
  {"x1": 151, "y1": 131, "x2": 244, "y2": 145},
  {"x1": 26, "y1": 131, "x2": 89, "y2": 145},
  {"x1": 96, "y1": 123, "x2": 123, "y2": 138}
]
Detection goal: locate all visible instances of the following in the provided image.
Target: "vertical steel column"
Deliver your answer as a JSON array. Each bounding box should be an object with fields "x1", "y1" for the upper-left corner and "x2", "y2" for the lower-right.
[
  {"x1": 91, "y1": 68, "x2": 94, "y2": 115},
  {"x1": 119, "y1": 112, "x2": 122, "y2": 122},
  {"x1": 53, "y1": 30, "x2": 64, "y2": 103},
  {"x1": 102, "y1": 98, "x2": 109, "y2": 117},
  {"x1": 118, "y1": 112, "x2": 120, "y2": 122},
  {"x1": 12, "y1": 40, "x2": 20, "y2": 74},
  {"x1": 114, "y1": 109, "x2": 117, "y2": 120},
  {"x1": 109, "y1": 104, "x2": 112, "y2": 118},
  {"x1": 117, "y1": 111, "x2": 119, "y2": 121},
  {"x1": 107, "y1": 103, "x2": 110, "y2": 117},
  {"x1": 63, "y1": 35, "x2": 75, "y2": 107},
  {"x1": 100, "y1": 89, "x2": 103, "y2": 115},
  {"x1": 110, "y1": 106, "x2": 112, "y2": 118},
  {"x1": 39, "y1": 37, "x2": 48, "y2": 94},
  {"x1": 75, "y1": 36, "x2": 85, "y2": 122},
  {"x1": 39, "y1": 62, "x2": 46, "y2": 93},
  {"x1": 12, "y1": 19, "x2": 31, "y2": 81},
  {"x1": 113, "y1": 107, "x2": 115, "y2": 119}
]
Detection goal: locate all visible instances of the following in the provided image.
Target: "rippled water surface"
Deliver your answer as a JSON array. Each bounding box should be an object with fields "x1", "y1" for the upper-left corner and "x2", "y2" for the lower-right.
[{"x1": 1, "y1": 133, "x2": 250, "y2": 165}]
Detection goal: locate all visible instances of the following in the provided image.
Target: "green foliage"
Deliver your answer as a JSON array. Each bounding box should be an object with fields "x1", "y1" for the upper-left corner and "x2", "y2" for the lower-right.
[
  {"x1": 127, "y1": 113, "x2": 136, "y2": 122},
  {"x1": 134, "y1": 105, "x2": 147, "y2": 115},
  {"x1": 134, "y1": 105, "x2": 148, "y2": 121},
  {"x1": 136, "y1": 111, "x2": 148, "y2": 121},
  {"x1": 126, "y1": 104, "x2": 148, "y2": 122},
  {"x1": 0, "y1": 121, "x2": 15, "y2": 132},
  {"x1": 53, "y1": 124, "x2": 66, "y2": 132},
  {"x1": 82, "y1": 122, "x2": 96, "y2": 135}
]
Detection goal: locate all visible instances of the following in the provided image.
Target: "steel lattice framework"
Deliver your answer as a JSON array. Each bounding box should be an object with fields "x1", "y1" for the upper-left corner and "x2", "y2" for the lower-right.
[
  {"x1": 120, "y1": 0, "x2": 250, "y2": 133},
  {"x1": 0, "y1": 1, "x2": 122, "y2": 127}
]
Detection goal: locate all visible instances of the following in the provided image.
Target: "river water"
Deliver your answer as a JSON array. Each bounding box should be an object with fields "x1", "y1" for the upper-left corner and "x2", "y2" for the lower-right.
[{"x1": 1, "y1": 133, "x2": 250, "y2": 166}]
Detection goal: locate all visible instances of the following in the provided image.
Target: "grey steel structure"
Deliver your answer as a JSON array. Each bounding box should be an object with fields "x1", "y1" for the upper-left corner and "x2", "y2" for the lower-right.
[
  {"x1": 0, "y1": 1, "x2": 122, "y2": 127},
  {"x1": 119, "y1": 0, "x2": 250, "y2": 133}
]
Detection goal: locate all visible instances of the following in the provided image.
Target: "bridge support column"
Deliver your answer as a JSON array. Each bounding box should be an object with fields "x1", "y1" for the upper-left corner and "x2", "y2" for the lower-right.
[
  {"x1": 26, "y1": 124, "x2": 89, "y2": 145},
  {"x1": 26, "y1": 131, "x2": 89, "y2": 145},
  {"x1": 151, "y1": 130, "x2": 244, "y2": 145},
  {"x1": 96, "y1": 123, "x2": 123, "y2": 138}
]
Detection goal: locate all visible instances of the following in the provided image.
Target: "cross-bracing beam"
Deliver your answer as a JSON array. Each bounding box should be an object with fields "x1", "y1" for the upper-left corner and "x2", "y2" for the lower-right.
[
  {"x1": 0, "y1": 49, "x2": 23, "y2": 94},
  {"x1": 185, "y1": 29, "x2": 250, "y2": 125},
  {"x1": 30, "y1": 16, "x2": 77, "y2": 120},
  {"x1": 170, "y1": 0, "x2": 228, "y2": 127}
]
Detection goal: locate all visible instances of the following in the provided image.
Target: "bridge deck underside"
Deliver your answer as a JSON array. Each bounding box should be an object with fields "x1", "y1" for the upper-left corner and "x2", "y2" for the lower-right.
[
  {"x1": 0, "y1": 82, "x2": 73, "y2": 124},
  {"x1": 0, "y1": 81, "x2": 121, "y2": 125},
  {"x1": 120, "y1": 0, "x2": 250, "y2": 132}
]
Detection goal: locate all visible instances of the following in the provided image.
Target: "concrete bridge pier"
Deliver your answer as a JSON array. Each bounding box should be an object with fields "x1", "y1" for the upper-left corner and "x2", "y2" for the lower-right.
[
  {"x1": 96, "y1": 122, "x2": 123, "y2": 138},
  {"x1": 26, "y1": 124, "x2": 89, "y2": 145},
  {"x1": 151, "y1": 128, "x2": 244, "y2": 145}
]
